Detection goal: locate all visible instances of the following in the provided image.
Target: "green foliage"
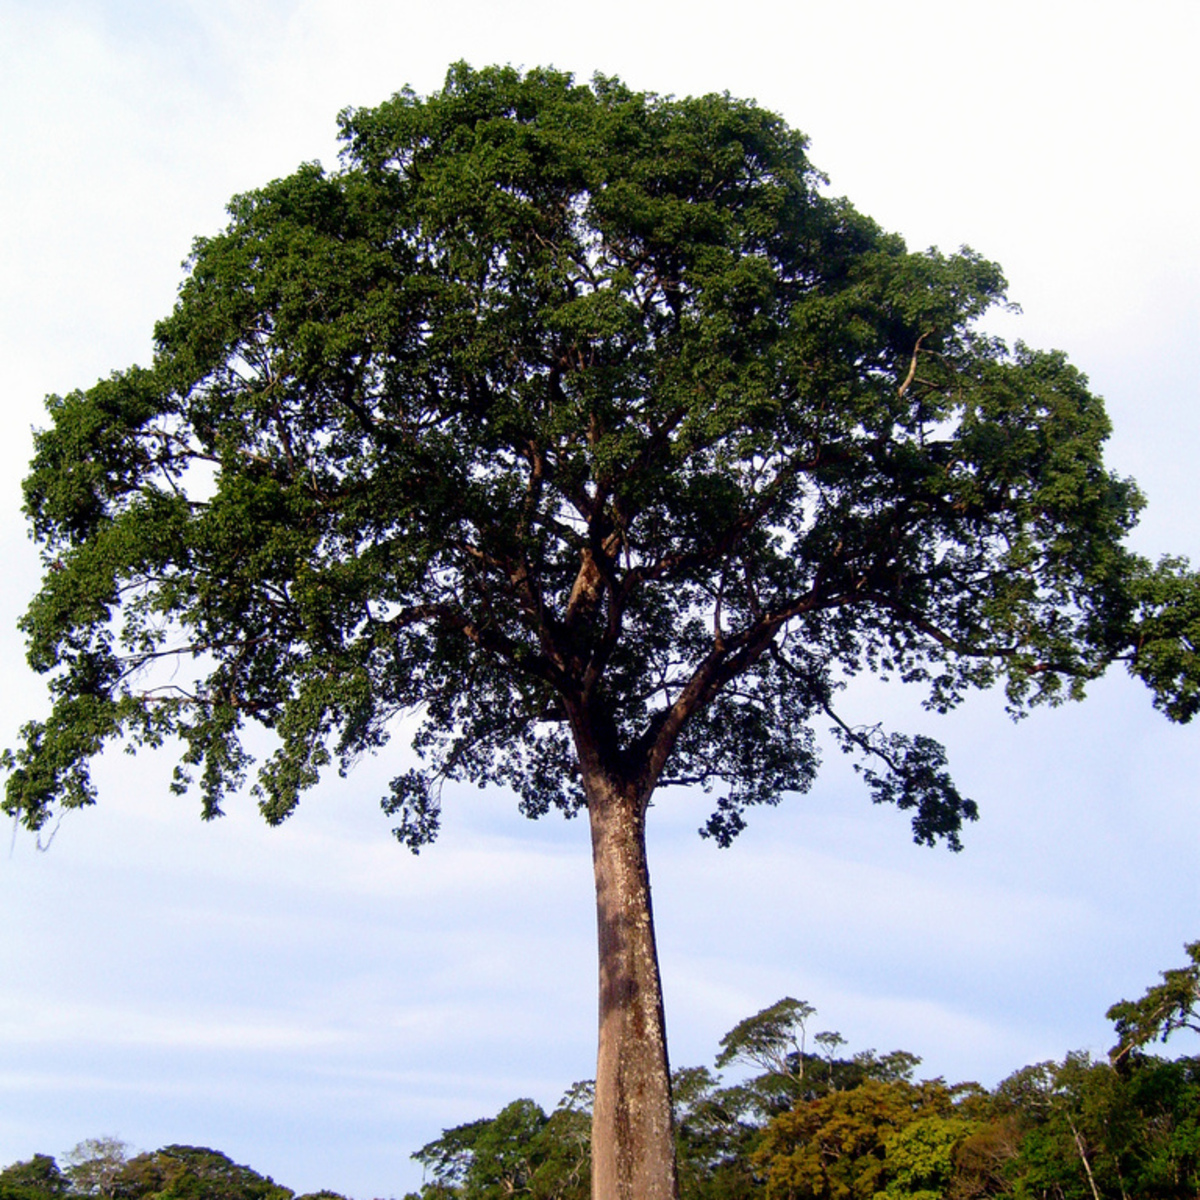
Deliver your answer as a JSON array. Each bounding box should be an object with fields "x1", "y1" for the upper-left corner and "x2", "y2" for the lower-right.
[
  {"x1": 715, "y1": 998, "x2": 815, "y2": 1105},
  {"x1": 671, "y1": 1066, "x2": 763, "y2": 1200},
  {"x1": 1120, "y1": 1056, "x2": 1200, "y2": 1196},
  {"x1": 409, "y1": 1092, "x2": 590, "y2": 1200},
  {"x1": 62, "y1": 1138, "x2": 130, "y2": 1197},
  {"x1": 7, "y1": 62, "x2": 1193, "y2": 856},
  {"x1": 106, "y1": 1146, "x2": 293, "y2": 1200},
  {"x1": 711, "y1": 998, "x2": 922, "y2": 1123},
  {"x1": 1125, "y1": 560, "x2": 1200, "y2": 723},
  {"x1": 1107, "y1": 939, "x2": 1200, "y2": 1062},
  {"x1": 399, "y1": 1002, "x2": 931, "y2": 1200},
  {"x1": 875, "y1": 1113, "x2": 980, "y2": 1199},
  {"x1": 745, "y1": 1048, "x2": 1200, "y2": 1200},
  {"x1": 753, "y1": 1077, "x2": 960, "y2": 1200},
  {"x1": 981, "y1": 1051, "x2": 1200, "y2": 1200},
  {"x1": 0, "y1": 1155, "x2": 70, "y2": 1200},
  {"x1": 0, "y1": 1147, "x2": 293, "y2": 1200},
  {"x1": 670, "y1": 958, "x2": 1200, "y2": 1200}
]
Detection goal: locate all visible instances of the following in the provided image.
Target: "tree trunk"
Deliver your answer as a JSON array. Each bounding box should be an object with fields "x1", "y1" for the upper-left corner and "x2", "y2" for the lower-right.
[{"x1": 586, "y1": 772, "x2": 679, "y2": 1200}]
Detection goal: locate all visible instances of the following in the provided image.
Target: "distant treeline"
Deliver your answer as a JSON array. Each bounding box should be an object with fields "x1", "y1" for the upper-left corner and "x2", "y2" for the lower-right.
[
  {"x1": 0, "y1": 1141, "x2": 341, "y2": 1200},
  {"x1": 5, "y1": 943, "x2": 1198, "y2": 1200}
]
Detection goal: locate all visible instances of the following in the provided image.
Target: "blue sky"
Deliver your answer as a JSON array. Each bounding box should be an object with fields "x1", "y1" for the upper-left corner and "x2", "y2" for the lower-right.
[{"x1": 1, "y1": 2, "x2": 1198, "y2": 1195}]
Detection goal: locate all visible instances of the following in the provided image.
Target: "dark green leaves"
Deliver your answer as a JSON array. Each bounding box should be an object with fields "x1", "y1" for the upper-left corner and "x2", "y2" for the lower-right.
[
  {"x1": 410, "y1": 1092, "x2": 591, "y2": 1200},
  {"x1": 1108, "y1": 940, "x2": 1200, "y2": 1063},
  {"x1": 830, "y1": 722, "x2": 978, "y2": 851},
  {"x1": 1126, "y1": 558, "x2": 1200, "y2": 723}
]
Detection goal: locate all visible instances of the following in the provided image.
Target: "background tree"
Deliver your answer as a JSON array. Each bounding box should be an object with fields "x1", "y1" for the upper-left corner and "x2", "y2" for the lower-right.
[
  {"x1": 811, "y1": 1032, "x2": 847, "y2": 1093},
  {"x1": 61, "y1": 1140, "x2": 131, "y2": 1199},
  {"x1": 0, "y1": 1156, "x2": 70, "y2": 1200},
  {"x1": 98, "y1": 1145, "x2": 293, "y2": 1200},
  {"x1": 1108, "y1": 940, "x2": 1200, "y2": 1064},
  {"x1": 6, "y1": 63, "x2": 1200, "y2": 1200},
  {"x1": 671, "y1": 1066, "x2": 763, "y2": 1200},
  {"x1": 716, "y1": 999, "x2": 816, "y2": 1111},
  {"x1": 976, "y1": 1051, "x2": 1200, "y2": 1200},
  {"x1": 407, "y1": 1092, "x2": 590, "y2": 1200},
  {"x1": 753, "y1": 1077, "x2": 960, "y2": 1200},
  {"x1": 874, "y1": 1111, "x2": 981, "y2": 1200}
]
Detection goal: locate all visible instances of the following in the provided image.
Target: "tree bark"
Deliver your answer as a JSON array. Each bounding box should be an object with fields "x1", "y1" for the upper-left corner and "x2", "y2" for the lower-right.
[{"x1": 585, "y1": 770, "x2": 679, "y2": 1200}]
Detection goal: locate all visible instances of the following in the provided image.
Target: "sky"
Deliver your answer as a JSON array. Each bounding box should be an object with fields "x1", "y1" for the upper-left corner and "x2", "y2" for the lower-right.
[{"x1": 1, "y1": 0, "x2": 1199, "y2": 1194}]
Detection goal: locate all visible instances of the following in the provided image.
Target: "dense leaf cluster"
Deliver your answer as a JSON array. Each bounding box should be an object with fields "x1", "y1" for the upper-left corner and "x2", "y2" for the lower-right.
[
  {"x1": 408, "y1": 1092, "x2": 591, "y2": 1200},
  {"x1": 7, "y1": 63, "x2": 1196, "y2": 849}
]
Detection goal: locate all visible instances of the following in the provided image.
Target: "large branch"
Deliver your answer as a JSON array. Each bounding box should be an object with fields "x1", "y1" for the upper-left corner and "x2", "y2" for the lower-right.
[{"x1": 635, "y1": 588, "x2": 837, "y2": 796}]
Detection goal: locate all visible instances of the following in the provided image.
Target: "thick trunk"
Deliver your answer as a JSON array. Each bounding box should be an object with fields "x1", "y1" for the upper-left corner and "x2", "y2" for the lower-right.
[{"x1": 586, "y1": 772, "x2": 679, "y2": 1200}]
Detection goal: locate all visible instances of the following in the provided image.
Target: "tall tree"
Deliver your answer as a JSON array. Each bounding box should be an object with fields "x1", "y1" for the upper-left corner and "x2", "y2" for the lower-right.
[{"x1": 5, "y1": 64, "x2": 1198, "y2": 1200}]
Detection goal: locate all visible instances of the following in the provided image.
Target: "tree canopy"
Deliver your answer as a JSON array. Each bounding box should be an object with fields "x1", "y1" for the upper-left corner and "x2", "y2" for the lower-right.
[{"x1": 6, "y1": 62, "x2": 1195, "y2": 843}]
